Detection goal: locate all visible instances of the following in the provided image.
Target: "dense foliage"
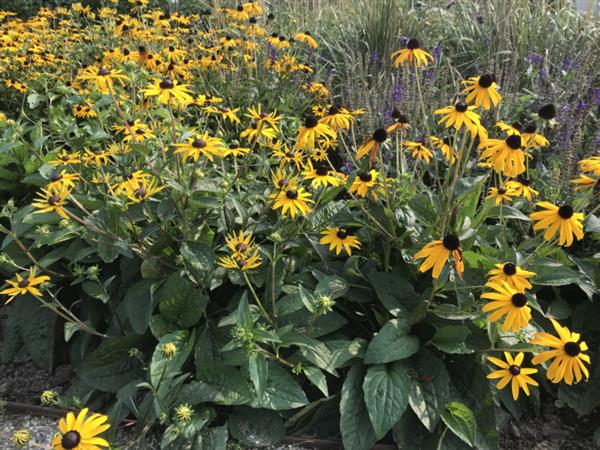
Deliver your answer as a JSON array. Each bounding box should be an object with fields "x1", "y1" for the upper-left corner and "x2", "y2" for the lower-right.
[{"x1": 0, "y1": 1, "x2": 599, "y2": 449}]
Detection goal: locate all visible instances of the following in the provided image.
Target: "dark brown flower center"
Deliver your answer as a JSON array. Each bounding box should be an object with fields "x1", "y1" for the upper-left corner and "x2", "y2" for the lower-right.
[
  {"x1": 511, "y1": 293, "x2": 527, "y2": 308},
  {"x1": 236, "y1": 243, "x2": 248, "y2": 252},
  {"x1": 373, "y1": 128, "x2": 388, "y2": 143},
  {"x1": 192, "y1": 138, "x2": 206, "y2": 148},
  {"x1": 48, "y1": 195, "x2": 61, "y2": 205},
  {"x1": 97, "y1": 68, "x2": 110, "y2": 76},
  {"x1": 508, "y1": 365, "x2": 521, "y2": 376},
  {"x1": 455, "y1": 102, "x2": 468, "y2": 113},
  {"x1": 328, "y1": 105, "x2": 340, "y2": 115},
  {"x1": 304, "y1": 115, "x2": 318, "y2": 128},
  {"x1": 358, "y1": 171, "x2": 372, "y2": 182},
  {"x1": 442, "y1": 235, "x2": 460, "y2": 251},
  {"x1": 286, "y1": 189, "x2": 298, "y2": 199},
  {"x1": 407, "y1": 38, "x2": 420, "y2": 49},
  {"x1": 18, "y1": 278, "x2": 29, "y2": 288},
  {"x1": 564, "y1": 341, "x2": 581, "y2": 357},
  {"x1": 558, "y1": 205, "x2": 574, "y2": 219},
  {"x1": 134, "y1": 188, "x2": 147, "y2": 198},
  {"x1": 498, "y1": 188, "x2": 506, "y2": 195},
  {"x1": 336, "y1": 229, "x2": 348, "y2": 239},
  {"x1": 159, "y1": 78, "x2": 174, "y2": 89},
  {"x1": 51, "y1": 173, "x2": 63, "y2": 182},
  {"x1": 315, "y1": 166, "x2": 329, "y2": 176},
  {"x1": 503, "y1": 263, "x2": 517, "y2": 275},
  {"x1": 61, "y1": 431, "x2": 81, "y2": 449},
  {"x1": 538, "y1": 103, "x2": 556, "y2": 120},
  {"x1": 505, "y1": 135, "x2": 521, "y2": 150},
  {"x1": 478, "y1": 74, "x2": 494, "y2": 88},
  {"x1": 524, "y1": 122, "x2": 537, "y2": 134}
]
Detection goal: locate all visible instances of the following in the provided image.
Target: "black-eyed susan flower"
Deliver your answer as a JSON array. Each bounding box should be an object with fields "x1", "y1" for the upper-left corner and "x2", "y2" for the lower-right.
[
  {"x1": 302, "y1": 160, "x2": 342, "y2": 188},
  {"x1": 462, "y1": 74, "x2": 501, "y2": 110},
  {"x1": 386, "y1": 109, "x2": 410, "y2": 134},
  {"x1": 349, "y1": 170, "x2": 379, "y2": 198},
  {"x1": 434, "y1": 102, "x2": 487, "y2": 140},
  {"x1": 390, "y1": 38, "x2": 433, "y2": 67},
  {"x1": 486, "y1": 263, "x2": 535, "y2": 291},
  {"x1": 271, "y1": 167, "x2": 299, "y2": 191},
  {"x1": 270, "y1": 187, "x2": 313, "y2": 218},
  {"x1": 496, "y1": 121, "x2": 522, "y2": 135},
  {"x1": 486, "y1": 186, "x2": 516, "y2": 205},
  {"x1": 570, "y1": 174, "x2": 596, "y2": 192},
  {"x1": 78, "y1": 66, "x2": 127, "y2": 94},
  {"x1": 320, "y1": 227, "x2": 361, "y2": 256},
  {"x1": 521, "y1": 123, "x2": 549, "y2": 149},
  {"x1": 122, "y1": 177, "x2": 165, "y2": 203},
  {"x1": 294, "y1": 31, "x2": 318, "y2": 49},
  {"x1": 112, "y1": 171, "x2": 151, "y2": 196},
  {"x1": 143, "y1": 77, "x2": 193, "y2": 107},
  {"x1": 225, "y1": 230, "x2": 256, "y2": 257},
  {"x1": 486, "y1": 353, "x2": 538, "y2": 400},
  {"x1": 47, "y1": 170, "x2": 80, "y2": 191},
  {"x1": 51, "y1": 408, "x2": 110, "y2": 450},
  {"x1": 296, "y1": 115, "x2": 336, "y2": 151},
  {"x1": 413, "y1": 235, "x2": 464, "y2": 279},
  {"x1": 404, "y1": 140, "x2": 433, "y2": 163},
  {"x1": 82, "y1": 147, "x2": 113, "y2": 166},
  {"x1": 32, "y1": 185, "x2": 71, "y2": 218},
  {"x1": 222, "y1": 144, "x2": 251, "y2": 158},
  {"x1": 356, "y1": 128, "x2": 388, "y2": 162},
  {"x1": 173, "y1": 133, "x2": 226, "y2": 161},
  {"x1": 506, "y1": 178, "x2": 539, "y2": 200},
  {"x1": 1, "y1": 268, "x2": 50, "y2": 304},
  {"x1": 481, "y1": 281, "x2": 531, "y2": 332},
  {"x1": 479, "y1": 134, "x2": 527, "y2": 178},
  {"x1": 72, "y1": 103, "x2": 96, "y2": 118},
  {"x1": 578, "y1": 155, "x2": 600, "y2": 176},
  {"x1": 50, "y1": 150, "x2": 81, "y2": 166},
  {"x1": 218, "y1": 249, "x2": 262, "y2": 271},
  {"x1": 319, "y1": 105, "x2": 354, "y2": 131},
  {"x1": 271, "y1": 143, "x2": 304, "y2": 169},
  {"x1": 530, "y1": 202, "x2": 584, "y2": 247},
  {"x1": 245, "y1": 105, "x2": 283, "y2": 131},
  {"x1": 537, "y1": 103, "x2": 556, "y2": 121},
  {"x1": 240, "y1": 120, "x2": 278, "y2": 143},
  {"x1": 429, "y1": 136, "x2": 456, "y2": 164},
  {"x1": 531, "y1": 318, "x2": 590, "y2": 385}
]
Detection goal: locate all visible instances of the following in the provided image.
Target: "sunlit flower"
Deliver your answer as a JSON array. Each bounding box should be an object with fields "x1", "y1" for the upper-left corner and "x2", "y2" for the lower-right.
[
  {"x1": 486, "y1": 186, "x2": 517, "y2": 205},
  {"x1": 505, "y1": 178, "x2": 539, "y2": 200},
  {"x1": 143, "y1": 77, "x2": 193, "y2": 107},
  {"x1": 531, "y1": 318, "x2": 590, "y2": 385},
  {"x1": 521, "y1": 123, "x2": 549, "y2": 149},
  {"x1": 530, "y1": 202, "x2": 584, "y2": 247},
  {"x1": 173, "y1": 133, "x2": 226, "y2": 161},
  {"x1": 349, "y1": 170, "x2": 379, "y2": 198},
  {"x1": 302, "y1": 160, "x2": 342, "y2": 188},
  {"x1": 1, "y1": 268, "x2": 50, "y2": 304},
  {"x1": 320, "y1": 227, "x2": 361, "y2": 255},
  {"x1": 32, "y1": 185, "x2": 71, "y2": 218},
  {"x1": 462, "y1": 75, "x2": 502, "y2": 110},
  {"x1": 390, "y1": 38, "x2": 433, "y2": 67},
  {"x1": 356, "y1": 129, "x2": 388, "y2": 162},
  {"x1": 486, "y1": 263, "x2": 535, "y2": 291},
  {"x1": 414, "y1": 236, "x2": 464, "y2": 279},
  {"x1": 294, "y1": 31, "x2": 318, "y2": 49},
  {"x1": 434, "y1": 102, "x2": 487, "y2": 140},
  {"x1": 297, "y1": 116, "x2": 336, "y2": 150},
  {"x1": 78, "y1": 66, "x2": 127, "y2": 94},
  {"x1": 404, "y1": 140, "x2": 433, "y2": 163},
  {"x1": 481, "y1": 281, "x2": 531, "y2": 332},
  {"x1": 122, "y1": 177, "x2": 165, "y2": 203},
  {"x1": 486, "y1": 352, "x2": 538, "y2": 400},
  {"x1": 479, "y1": 134, "x2": 527, "y2": 177},
  {"x1": 270, "y1": 187, "x2": 314, "y2": 218}
]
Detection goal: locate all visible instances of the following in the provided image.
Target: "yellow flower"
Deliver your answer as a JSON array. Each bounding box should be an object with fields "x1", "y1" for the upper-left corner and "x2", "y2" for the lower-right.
[
  {"x1": 505, "y1": 178, "x2": 539, "y2": 200},
  {"x1": 462, "y1": 75, "x2": 502, "y2": 110},
  {"x1": 49, "y1": 150, "x2": 81, "y2": 166},
  {"x1": 481, "y1": 281, "x2": 531, "y2": 332},
  {"x1": 122, "y1": 177, "x2": 164, "y2": 203},
  {"x1": 173, "y1": 133, "x2": 226, "y2": 161},
  {"x1": 294, "y1": 31, "x2": 318, "y2": 49},
  {"x1": 434, "y1": 102, "x2": 488, "y2": 140},
  {"x1": 578, "y1": 155, "x2": 600, "y2": 176},
  {"x1": 175, "y1": 404, "x2": 193, "y2": 423},
  {"x1": 114, "y1": 120, "x2": 156, "y2": 143},
  {"x1": 413, "y1": 236, "x2": 464, "y2": 279},
  {"x1": 349, "y1": 170, "x2": 379, "y2": 198},
  {"x1": 218, "y1": 249, "x2": 262, "y2": 271},
  {"x1": 320, "y1": 227, "x2": 361, "y2": 256},
  {"x1": 319, "y1": 105, "x2": 354, "y2": 131},
  {"x1": 72, "y1": 103, "x2": 96, "y2": 118},
  {"x1": 530, "y1": 202, "x2": 584, "y2": 247},
  {"x1": 356, "y1": 129, "x2": 388, "y2": 162},
  {"x1": 390, "y1": 39, "x2": 433, "y2": 67},
  {"x1": 270, "y1": 187, "x2": 314, "y2": 218},
  {"x1": 429, "y1": 136, "x2": 456, "y2": 164},
  {"x1": 486, "y1": 352, "x2": 538, "y2": 400},
  {"x1": 486, "y1": 263, "x2": 535, "y2": 291},
  {"x1": 486, "y1": 186, "x2": 516, "y2": 205},
  {"x1": 404, "y1": 140, "x2": 433, "y2": 163},
  {"x1": 302, "y1": 160, "x2": 342, "y2": 188},
  {"x1": 143, "y1": 77, "x2": 193, "y2": 107},
  {"x1": 479, "y1": 135, "x2": 527, "y2": 178},
  {"x1": 531, "y1": 318, "x2": 590, "y2": 385},
  {"x1": 12, "y1": 429, "x2": 32, "y2": 448},
  {"x1": 47, "y1": 170, "x2": 80, "y2": 191},
  {"x1": 78, "y1": 66, "x2": 127, "y2": 94},
  {"x1": 32, "y1": 185, "x2": 71, "y2": 219},
  {"x1": 161, "y1": 342, "x2": 177, "y2": 358},
  {"x1": 521, "y1": 123, "x2": 549, "y2": 150},
  {"x1": 51, "y1": 408, "x2": 110, "y2": 450},
  {"x1": 296, "y1": 116, "x2": 336, "y2": 151},
  {"x1": 570, "y1": 174, "x2": 596, "y2": 192},
  {"x1": 41, "y1": 390, "x2": 59, "y2": 406}
]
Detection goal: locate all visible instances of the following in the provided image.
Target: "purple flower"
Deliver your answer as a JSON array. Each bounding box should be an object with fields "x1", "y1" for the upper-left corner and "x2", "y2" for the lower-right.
[
  {"x1": 432, "y1": 45, "x2": 442, "y2": 63},
  {"x1": 592, "y1": 87, "x2": 600, "y2": 105},
  {"x1": 400, "y1": 36, "x2": 409, "y2": 46},
  {"x1": 392, "y1": 82, "x2": 403, "y2": 103},
  {"x1": 371, "y1": 51, "x2": 380, "y2": 63},
  {"x1": 526, "y1": 52, "x2": 543, "y2": 65},
  {"x1": 594, "y1": 135, "x2": 600, "y2": 146},
  {"x1": 561, "y1": 57, "x2": 576, "y2": 71},
  {"x1": 577, "y1": 100, "x2": 589, "y2": 111},
  {"x1": 539, "y1": 66, "x2": 549, "y2": 80},
  {"x1": 267, "y1": 43, "x2": 277, "y2": 61}
]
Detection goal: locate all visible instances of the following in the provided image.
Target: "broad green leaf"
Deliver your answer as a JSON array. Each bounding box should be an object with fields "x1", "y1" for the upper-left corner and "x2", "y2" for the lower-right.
[
  {"x1": 315, "y1": 275, "x2": 349, "y2": 299},
  {"x1": 442, "y1": 402, "x2": 477, "y2": 447},
  {"x1": 302, "y1": 366, "x2": 329, "y2": 397},
  {"x1": 340, "y1": 364, "x2": 377, "y2": 450},
  {"x1": 258, "y1": 363, "x2": 308, "y2": 410},
  {"x1": 248, "y1": 352, "x2": 269, "y2": 402},
  {"x1": 368, "y1": 271, "x2": 417, "y2": 315},
  {"x1": 362, "y1": 363, "x2": 409, "y2": 439},
  {"x1": 431, "y1": 326, "x2": 473, "y2": 354},
  {"x1": 157, "y1": 273, "x2": 207, "y2": 328},
  {"x1": 407, "y1": 349, "x2": 450, "y2": 431},
  {"x1": 196, "y1": 362, "x2": 253, "y2": 405},
  {"x1": 364, "y1": 319, "x2": 419, "y2": 364},
  {"x1": 124, "y1": 279, "x2": 156, "y2": 334},
  {"x1": 149, "y1": 330, "x2": 195, "y2": 387},
  {"x1": 228, "y1": 407, "x2": 284, "y2": 447},
  {"x1": 529, "y1": 261, "x2": 580, "y2": 286}
]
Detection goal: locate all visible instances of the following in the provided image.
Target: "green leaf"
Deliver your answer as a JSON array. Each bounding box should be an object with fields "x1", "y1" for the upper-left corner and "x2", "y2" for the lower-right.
[
  {"x1": 124, "y1": 280, "x2": 156, "y2": 334},
  {"x1": 431, "y1": 326, "x2": 473, "y2": 354},
  {"x1": 196, "y1": 362, "x2": 253, "y2": 405},
  {"x1": 407, "y1": 349, "x2": 450, "y2": 431},
  {"x1": 442, "y1": 402, "x2": 477, "y2": 447},
  {"x1": 149, "y1": 315, "x2": 178, "y2": 339},
  {"x1": 157, "y1": 273, "x2": 207, "y2": 328},
  {"x1": 248, "y1": 352, "x2": 269, "y2": 402},
  {"x1": 364, "y1": 319, "x2": 419, "y2": 364},
  {"x1": 302, "y1": 366, "x2": 329, "y2": 397},
  {"x1": 362, "y1": 363, "x2": 409, "y2": 439},
  {"x1": 340, "y1": 364, "x2": 377, "y2": 450},
  {"x1": 228, "y1": 407, "x2": 284, "y2": 447},
  {"x1": 181, "y1": 241, "x2": 215, "y2": 283},
  {"x1": 529, "y1": 261, "x2": 580, "y2": 286},
  {"x1": 258, "y1": 363, "x2": 308, "y2": 410},
  {"x1": 150, "y1": 330, "x2": 195, "y2": 387},
  {"x1": 78, "y1": 335, "x2": 145, "y2": 392},
  {"x1": 315, "y1": 275, "x2": 349, "y2": 299},
  {"x1": 368, "y1": 271, "x2": 417, "y2": 316}
]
